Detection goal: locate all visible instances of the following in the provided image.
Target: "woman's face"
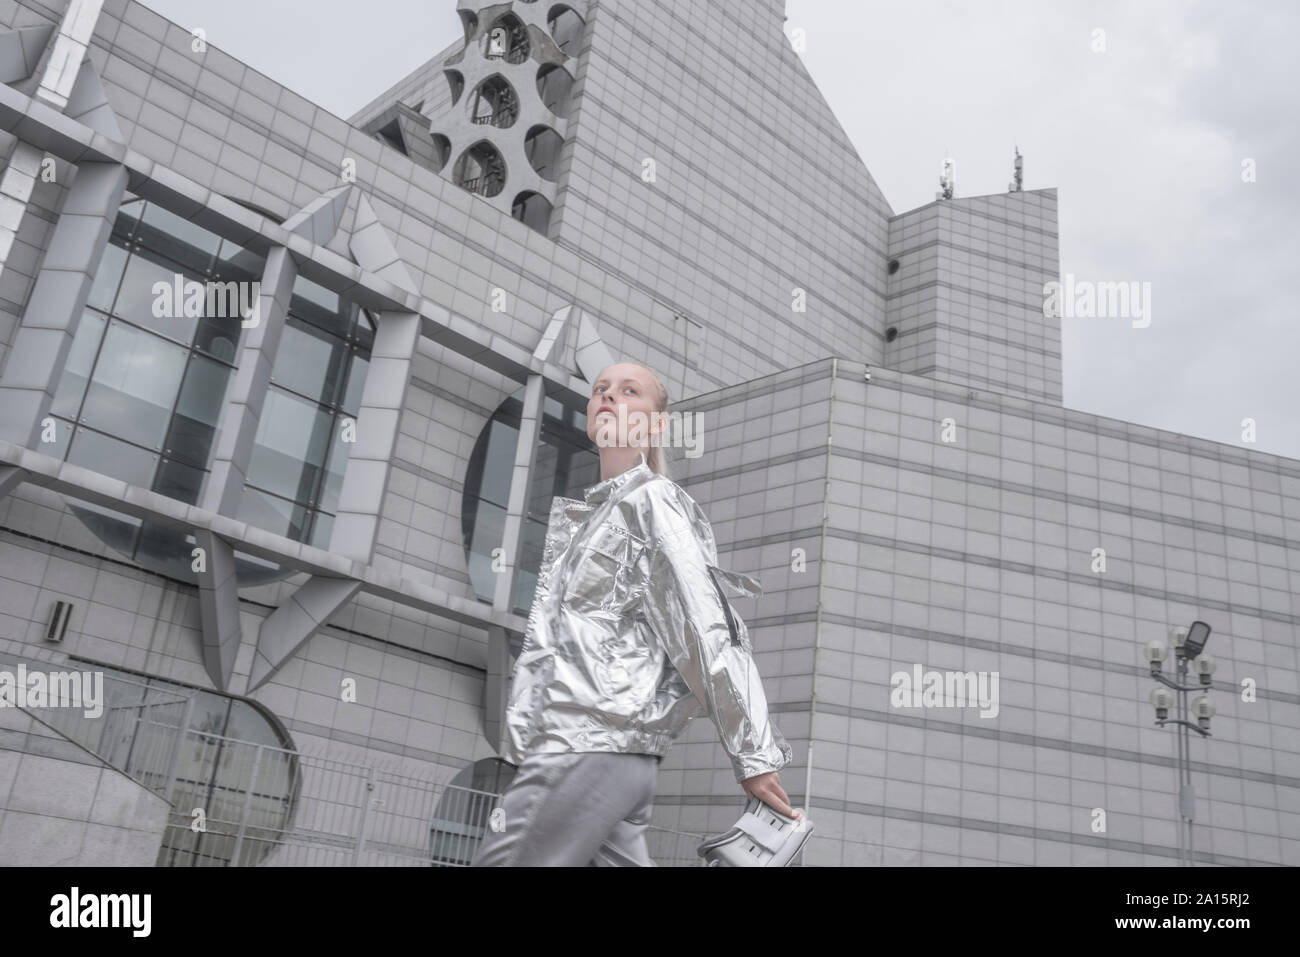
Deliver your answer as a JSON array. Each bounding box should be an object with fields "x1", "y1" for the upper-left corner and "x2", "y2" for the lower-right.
[{"x1": 587, "y1": 363, "x2": 663, "y2": 449}]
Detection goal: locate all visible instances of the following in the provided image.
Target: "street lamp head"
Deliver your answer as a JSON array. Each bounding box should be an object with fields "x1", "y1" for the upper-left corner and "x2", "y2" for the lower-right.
[
  {"x1": 1184, "y1": 620, "x2": 1212, "y2": 658},
  {"x1": 1149, "y1": 686, "x2": 1174, "y2": 721},
  {"x1": 1169, "y1": 626, "x2": 1188, "y2": 657},
  {"x1": 1193, "y1": 695, "x2": 1216, "y2": 729},
  {"x1": 1192, "y1": 654, "x2": 1216, "y2": 686},
  {"x1": 1143, "y1": 640, "x2": 1168, "y2": 674}
]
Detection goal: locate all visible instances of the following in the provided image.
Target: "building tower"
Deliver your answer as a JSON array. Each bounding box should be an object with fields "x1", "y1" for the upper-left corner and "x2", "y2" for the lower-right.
[{"x1": 425, "y1": 0, "x2": 588, "y2": 234}]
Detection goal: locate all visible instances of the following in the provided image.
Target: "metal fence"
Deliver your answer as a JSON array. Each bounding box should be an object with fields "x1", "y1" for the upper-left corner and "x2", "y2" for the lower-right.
[
  {"x1": 0, "y1": 649, "x2": 190, "y2": 792},
  {"x1": 162, "y1": 741, "x2": 708, "y2": 867},
  {"x1": 1, "y1": 650, "x2": 706, "y2": 866}
]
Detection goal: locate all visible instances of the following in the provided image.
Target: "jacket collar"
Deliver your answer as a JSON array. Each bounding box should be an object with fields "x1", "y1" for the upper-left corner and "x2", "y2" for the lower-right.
[{"x1": 584, "y1": 450, "x2": 650, "y2": 505}]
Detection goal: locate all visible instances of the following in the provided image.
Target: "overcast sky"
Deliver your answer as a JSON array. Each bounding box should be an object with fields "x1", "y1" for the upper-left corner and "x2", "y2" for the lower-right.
[{"x1": 140, "y1": 0, "x2": 1300, "y2": 464}]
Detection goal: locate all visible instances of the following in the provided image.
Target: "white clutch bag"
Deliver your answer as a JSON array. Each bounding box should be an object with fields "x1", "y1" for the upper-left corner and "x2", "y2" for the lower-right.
[{"x1": 696, "y1": 796, "x2": 814, "y2": 866}]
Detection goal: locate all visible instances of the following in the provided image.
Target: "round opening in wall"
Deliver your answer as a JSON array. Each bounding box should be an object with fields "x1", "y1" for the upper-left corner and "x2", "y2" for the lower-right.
[
  {"x1": 445, "y1": 69, "x2": 464, "y2": 106},
  {"x1": 524, "y1": 125, "x2": 564, "y2": 181},
  {"x1": 430, "y1": 133, "x2": 451, "y2": 173},
  {"x1": 469, "y1": 74, "x2": 519, "y2": 129},
  {"x1": 458, "y1": 10, "x2": 477, "y2": 44},
  {"x1": 887, "y1": 258, "x2": 900, "y2": 275},
  {"x1": 885, "y1": 326, "x2": 898, "y2": 342},
  {"x1": 484, "y1": 13, "x2": 529, "y2": 64},
  {"x1": 454, "y1": 141, "x2": 507, "y2": 197},
  {"x1": 547, "y1": 5, "x2": 586, "y2": 56},
  {"x1": 512, "y1": 190, "x2": 553, "y2": 234},
  {"x1": 462, "y1": 387, "x2": 598, "y2": 615},
  {"x1": 537, "y1": 63, "x2": 575, "y2": 116}
]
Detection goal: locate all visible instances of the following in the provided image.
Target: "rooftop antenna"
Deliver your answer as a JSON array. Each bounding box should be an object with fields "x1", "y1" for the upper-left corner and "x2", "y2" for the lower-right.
[
  {"x1": 937, "y1": 151, "x2": 955, "y2": 201},
  {"x1": 1009, "y1": 145, "x2": 1023, "y2": 192}
]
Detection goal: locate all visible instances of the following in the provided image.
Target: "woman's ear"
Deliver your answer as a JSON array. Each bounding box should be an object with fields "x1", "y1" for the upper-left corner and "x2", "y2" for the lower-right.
[{"x1": 650, "y1": 408, "x2": 669, "y2": 438}]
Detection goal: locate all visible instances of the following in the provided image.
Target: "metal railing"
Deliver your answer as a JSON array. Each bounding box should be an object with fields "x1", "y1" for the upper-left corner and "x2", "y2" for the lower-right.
[
  {"x1": 1, "y1": 649, "x2": 707, "y2": 866},
  {"x1": 159, "y1": 735, "x2": 707, "y2": 867},
  {"x1": 470, "y1": 110, "x2": 517, "y2": 128},
  {"x1": 0, "y1": 650, "x2": 190, "y2": 795}
]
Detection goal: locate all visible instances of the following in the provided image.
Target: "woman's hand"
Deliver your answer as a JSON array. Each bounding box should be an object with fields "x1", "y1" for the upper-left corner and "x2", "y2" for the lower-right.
[{"x1": 741, "y1": 770, "x2": 801, "y2": 819}]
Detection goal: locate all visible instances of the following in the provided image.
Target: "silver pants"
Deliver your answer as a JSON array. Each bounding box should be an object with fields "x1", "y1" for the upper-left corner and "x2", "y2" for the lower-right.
[{"x1": 471, "y1": 751, "x2": 660, "y2": 866}]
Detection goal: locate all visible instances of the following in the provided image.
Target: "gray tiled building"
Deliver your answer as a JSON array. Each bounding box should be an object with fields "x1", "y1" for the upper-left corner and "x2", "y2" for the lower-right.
[{"x1": 0, "y1": 0, "x2": 1295, "y2": 867}]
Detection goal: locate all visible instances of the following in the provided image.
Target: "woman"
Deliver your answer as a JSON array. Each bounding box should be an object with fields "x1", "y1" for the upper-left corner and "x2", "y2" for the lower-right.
[{"x1": 471, "y1": 361, "x2": 799, "y2": 866}]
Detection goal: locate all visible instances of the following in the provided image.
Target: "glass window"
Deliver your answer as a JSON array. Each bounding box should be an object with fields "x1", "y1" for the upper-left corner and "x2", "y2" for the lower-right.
[
  {"x1": 436, "y1": 758, "x2": 517, "y2": 865},
  {"x1": 511, "y1": 517, "x2": 546, "y2": 612},
  {"x1": 135, "y1": 524, "x2": 196, "y2": 577},
  {"x1": 273, "y1": 320, "x2": 343, "y2": 406},
  {"x1": 216, "y1": 237, "x2": 259, "y2": 277},
  {"x1": 237, "y1": 485, "x2": 310, "y2": 540},
  {"x1": 318, "y1": 422, "x2": 350, "y2": 516},
  {"x1": 41, "y1": 417, "x2": 73, "y2": 460},
  {"x1": 114, "y1": 196, "x2": 144, "y2": 236},
  {"x1": 479, "y1": 419, "x2": 518, "y2": 506},
  {"x1": 192, "y1": 313, "x2": 242, "y2": 364},
  {"x1": 188, "y1": 689, "x2": 231, "y2": 740},
  {"x1": 308, "y1": 510, "x2": 334, "y2": 550},
  {"x1": 86, "y1": 240, "x2": 128, "y2": 313},
  {"x1": 166, "y1": 354, "x2": 231, "y2": 467},
  {"x1": 465, "y1": 496, "x2": 506, "y2": 600},
  {"x1": 111, "y1": 250, "x2": 200, "y2": 345},
  {"x1": 340, "y1": 352, "x2": 368, "y2": 416},
  {"x1": 67, "y1": 427, "x2": 159, "y2": 487},
  {"x1": 65, "y1": 498, "x2": 141, "y2": 554},
  {"x1": 74, "y1": 671, "x2": 302, "y2": 869},
  {"x1": 53, "y1": 194, "x2": 283, "y2": 585},
  {"x1": 289, "y1": 274, "x2": 350, "y2": 339},
  {"x1": 239, "y1": 280, "x2": 372, "y2": 547},
  {"x1": 137, "y1": 201, "x2": 221, "y2": 275},
  {"x1": 81, "y1": 322, "x2": 187, "y2": 449},
  {"x1": 462, "y1": 387, "x2": 598, "y2": 613},
  {"x1": 59, "y1": 192, "x2": 370, "y2": 573},
  {"x1": 291, "y1": 273, "x2": 339, "y2": 312},
  {"x1": 245, "y1": 387, "x2": 333, "y2": 504},
  {"x1": 49, "y1": 310, "x2": 107, "y2": 420},
  {"x1": 153, "y1": 457, "x2": 205, "y2": 505}
]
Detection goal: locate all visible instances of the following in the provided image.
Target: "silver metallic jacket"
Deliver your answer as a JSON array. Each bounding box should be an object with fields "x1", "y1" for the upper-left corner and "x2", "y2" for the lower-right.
[{"x1": 504, "y1": 451, "x2": 793, "y2": 783}]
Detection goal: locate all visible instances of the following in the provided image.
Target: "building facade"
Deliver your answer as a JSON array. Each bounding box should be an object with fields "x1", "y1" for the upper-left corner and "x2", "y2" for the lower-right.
[{"x1": 0, "y1": 0, "x2": 1296, "y2": 866}]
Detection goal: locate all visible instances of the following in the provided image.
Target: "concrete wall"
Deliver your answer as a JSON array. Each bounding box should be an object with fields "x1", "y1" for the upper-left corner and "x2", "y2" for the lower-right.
[{"x1": 0, "y1": 705, "x2": 167, "y2": 865}]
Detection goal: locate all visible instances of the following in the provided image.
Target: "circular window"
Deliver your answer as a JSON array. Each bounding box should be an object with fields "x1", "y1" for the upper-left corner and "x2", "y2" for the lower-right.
[
  {"x1": 76, "y1": 661, "x2": 302, "y2": 867},
  {"x1": 483, "y1": 13, "x2": 529, "y2": 64},
  {"x1": 524, "y1": 125, "x2": 564, "y2": 181},
  {"x1": 445, "y1": 69, "x2": 464, "y2": 106},
  {"x1": 431, "y1": 757, "x2": 517, "y2": 865},
  {"x1": 461, "y1": 387, "x2": 598, "y2": 615},
  {"x1": 458, "y1": 10, "x2": 477, "y2": 45},
  {"x1": 537, "y1": 63, "x2": 575, "y2": 116},
  {"x1": 431, "y1": 133, "x2": 451, "y2": 172},
  {"x1": 453, "y1": 140, "x2": 507, "y2": 197},
  {"x1": 468, "y1": 75, "x2": 519, "y2": 130},
  {"x1": 512, "y1": 190, "x2": 553, "y2": 233},
  {"x1": 885, "y1": 326, "x2": 899, "y2": 343},
  {"x1": 547, "y1": 5, "x2": 585, "y2": 56},
  {"x1": 887, "y1": 258, "x2": 900, "y2": 275}
]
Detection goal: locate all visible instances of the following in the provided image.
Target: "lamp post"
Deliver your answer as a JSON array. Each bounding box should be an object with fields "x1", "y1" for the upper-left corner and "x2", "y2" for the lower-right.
[{"x1": 1143, "y1": 621, "x2": 1215, "y2": 866}]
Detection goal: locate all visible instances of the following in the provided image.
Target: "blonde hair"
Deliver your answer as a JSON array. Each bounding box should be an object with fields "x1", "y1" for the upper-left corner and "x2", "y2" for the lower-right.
[{"x1": 640, "y1": 363, "x2": 672, "y2": 481}]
